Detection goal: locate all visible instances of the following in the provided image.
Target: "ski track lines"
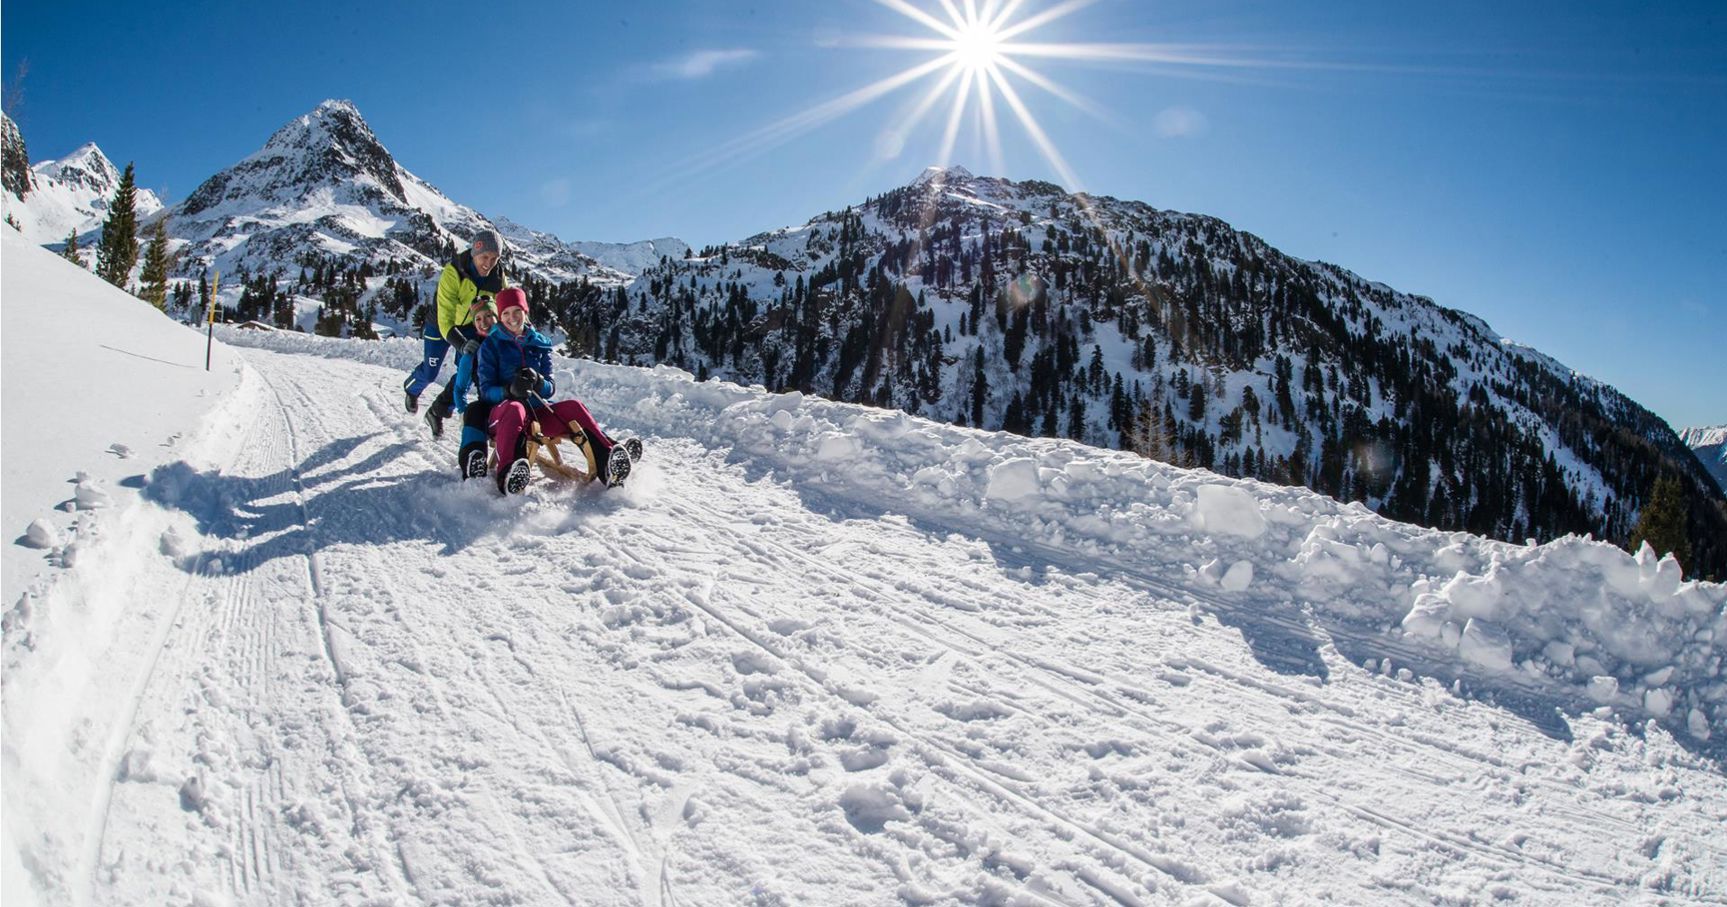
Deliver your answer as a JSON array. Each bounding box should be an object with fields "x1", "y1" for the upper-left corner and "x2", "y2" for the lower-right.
[
  {"x1": 638, "y1": 443, "x2": 1713, "y2": 902},
  {"x1": 96, "y1": 360, "x2": 427, "y2": 905},
  {"x1": 79, "y1": 347, "x2": 1724, "y2": 905},
  {"x1": 270, "y1": 353, "x2": 642, "y2": 904},
  {"x1": 649, "y1": 476, "x2": 1616, "y2": 898}
]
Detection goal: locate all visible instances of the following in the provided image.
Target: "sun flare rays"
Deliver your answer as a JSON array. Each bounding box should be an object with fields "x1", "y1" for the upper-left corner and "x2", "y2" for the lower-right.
[{"x1": 668, "y1": 0, "x2": 1294, "y2": 195}]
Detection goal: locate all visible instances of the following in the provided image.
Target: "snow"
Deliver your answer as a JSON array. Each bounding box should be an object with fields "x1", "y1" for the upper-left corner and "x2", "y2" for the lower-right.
[
  {"x1": 1, "y1": 230, "x2": 242, "y2": 605},
  {"x1": 569, "y1": 236, "x2": 693, "y2": 276},
  {"x1": 4, "y1": 237, "x2": 1727, "y2": 904}
]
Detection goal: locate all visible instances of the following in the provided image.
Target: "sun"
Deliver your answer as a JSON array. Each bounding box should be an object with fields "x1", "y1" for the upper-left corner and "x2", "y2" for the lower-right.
[
  {"x1": 951, "y1": 20, "x2": 1007, "y2": 72},
  {"x1": 670, "y1": 0, "x2": 1279, "y2": 192}
]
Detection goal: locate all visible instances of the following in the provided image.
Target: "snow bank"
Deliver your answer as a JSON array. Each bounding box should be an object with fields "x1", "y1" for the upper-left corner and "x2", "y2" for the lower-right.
[
  {"x1": 2, "y1": 230, "x2": 243, "y2": 606},
  {"x1": 216, "y1": 327, "x2": 1727, "y2": 744}
]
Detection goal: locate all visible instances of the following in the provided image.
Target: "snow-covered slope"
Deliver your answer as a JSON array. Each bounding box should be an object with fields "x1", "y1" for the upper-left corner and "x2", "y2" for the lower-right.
[
  {"x1": 0, "y1": 229, "x2": 238, "y2": 607},
  {"x1": 570, "y1": 235, "x2": 692, "y2": 276},
  {"x1": 4, "y1": 238, "x2": 1725, "y2": 905},
  {"x1": 0, "y1": 119, "x2": 164, "y2": 246}
]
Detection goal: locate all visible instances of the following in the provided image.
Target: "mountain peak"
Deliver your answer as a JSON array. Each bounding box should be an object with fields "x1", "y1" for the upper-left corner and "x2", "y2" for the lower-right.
[
  {"x1": 34, "y1": 142, "x2": 118, "y2": 185},
  {"x1": 179, "y1": 98, "x2": 408, "y2": 221},
  {"x1": 315, "y1": 98, "x2": 362, "y2": 116},
  {"x1": 262, "y1": 98, "x2": 381, "y2": 156},
  {"x1": 914, "y1": 164, "x2": 975, "y2": 186}
]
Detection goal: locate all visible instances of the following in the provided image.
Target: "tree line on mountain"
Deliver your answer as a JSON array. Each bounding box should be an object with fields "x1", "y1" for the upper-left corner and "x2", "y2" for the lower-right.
[{"x1": 531, "y1": 185, "x2": 1726, "y2": 579}]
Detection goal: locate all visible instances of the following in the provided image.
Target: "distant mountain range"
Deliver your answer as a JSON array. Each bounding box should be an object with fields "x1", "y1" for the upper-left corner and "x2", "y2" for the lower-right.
[
  {"x1": 1682, "y1": 425, "x2": 1727, "y2": 494},
  {"x1": 4, "y1": 102, "x2": 1721, "y2": 577},
  {"x1": 569, "y1": 163, "x2": 1725, "y2": 576}
]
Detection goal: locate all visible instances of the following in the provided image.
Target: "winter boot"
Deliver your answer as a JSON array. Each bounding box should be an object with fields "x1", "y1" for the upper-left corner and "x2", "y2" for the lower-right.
[
  {"x1": 423, "y1": 405, "x2": 446, "y2": 439},
  {"x1": 460, "y1": 443, "x2": 488, "y2": 480},
  {"x1": 604, "y1": 444, "x2": 632, "y2": 488},
  {"x1": 623, "y1": 437, "x2": 644, "y2": 462},
  {"x1": 498, "y1": 458, "x2": 531, "y2": 495},
  {"x1": 404, "y1": 389, "x2": 419, "y2": 414}
]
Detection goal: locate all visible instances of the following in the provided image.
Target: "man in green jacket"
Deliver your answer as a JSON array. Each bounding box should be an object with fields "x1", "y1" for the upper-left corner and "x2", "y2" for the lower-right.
[{"x1": 403, "y1": 229, "x2": 508, "y2": 437}]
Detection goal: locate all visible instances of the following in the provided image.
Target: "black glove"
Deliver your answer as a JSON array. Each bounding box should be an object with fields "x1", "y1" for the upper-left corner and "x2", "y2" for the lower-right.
[
  {"x1": 508, "y1": 367, "x2": 541, "y2": 401},
  {"x1": 461, "y1": 338, "x2": 481, "y2": 357}
]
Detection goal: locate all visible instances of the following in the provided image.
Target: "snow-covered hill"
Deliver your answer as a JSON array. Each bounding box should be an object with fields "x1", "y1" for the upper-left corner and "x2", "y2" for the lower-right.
[
  {"x1": 1, "y1": 113, "x2": 163, "y2": 246},
  {"x1": 1681, "y1": 425, "x2": 1727, "y2": 493},
  {"x1": 4, "y1": 217, "x2": 1726, "y2": 906}
]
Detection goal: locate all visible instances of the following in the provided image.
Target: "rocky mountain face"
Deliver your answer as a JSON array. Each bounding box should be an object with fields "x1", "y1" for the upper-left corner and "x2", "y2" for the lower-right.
[
  {"x1": 1, "y1": 113, "x2": 164, "y2": 246},
  {"x1": 2, "y1": 112, "x2": 31, "y2": 199},
  {"x1": 525, "y1": 166, "x2": 1724, "y2": 577}
]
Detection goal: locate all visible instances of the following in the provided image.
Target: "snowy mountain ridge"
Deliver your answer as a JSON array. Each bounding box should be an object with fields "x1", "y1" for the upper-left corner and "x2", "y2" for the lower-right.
[
  {"x1": 588, "y1": 164, "x2": 1726, "y2": 577},
  {"x1": 159, "y1": 100, "x2": 654, "y2": 288},
  {"x1": 4, "y1": 232, "x2": 1725, "y2": 904},
  {"x1": 0, "y1": 113, "x2": 164, "y2": 245}
]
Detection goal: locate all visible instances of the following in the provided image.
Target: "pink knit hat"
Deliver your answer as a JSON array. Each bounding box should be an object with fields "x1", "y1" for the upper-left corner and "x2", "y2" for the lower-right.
[{"x1": 495, "y1": 286, "x2": 528, "y2": 316}]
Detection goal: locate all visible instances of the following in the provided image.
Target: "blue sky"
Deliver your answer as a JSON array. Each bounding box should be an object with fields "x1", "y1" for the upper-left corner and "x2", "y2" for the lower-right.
[{"x1": 4, "y1": 1, "x2": 1722, "y2": 430}]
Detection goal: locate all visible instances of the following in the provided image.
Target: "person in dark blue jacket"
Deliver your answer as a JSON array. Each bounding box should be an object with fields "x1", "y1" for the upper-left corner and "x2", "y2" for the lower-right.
[{"x1": 460, "y1": 287, "x2": 639, "y2": 494}]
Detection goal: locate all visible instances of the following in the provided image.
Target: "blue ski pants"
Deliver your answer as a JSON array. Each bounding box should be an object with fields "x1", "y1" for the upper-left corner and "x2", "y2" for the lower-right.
[{"x1": 404, "y1": 322, "x2": 480, "y2": 398}]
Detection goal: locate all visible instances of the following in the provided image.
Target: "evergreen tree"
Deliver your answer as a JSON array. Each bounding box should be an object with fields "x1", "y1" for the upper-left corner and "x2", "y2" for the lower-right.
[
  {"x1": 970, "y1": 347, "x2": 988, "y2": 426},
  {"x1": 62, "y1": 228, "x2": 82, "y2": 266},
  {"x1": 139, "y1": 218, "x2": 175, "y2": 310},
  {"x1": 1628, "y1": 475, "x2": 1692, "y2": 572},
  {"x1": 95, "y1": 162, "x2": 140, "y2": 288}
]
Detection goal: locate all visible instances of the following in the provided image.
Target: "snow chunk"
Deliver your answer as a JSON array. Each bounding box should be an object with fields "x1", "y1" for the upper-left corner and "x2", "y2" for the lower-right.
[
  {"x1": 1194, "y1": 484, "x2": 1266, "y2": 539},
  {"x1": 838, "y1": 783, "x2": 911, "y2": 834},
  {"x1": 1220, "y1": 560, "x2": 1254, "y2": 592},
  {"x1": 74, "y1": 478, "x2": 111, "y2": 510},
  {"x1": 814, "y1": 432, "x2": 862, "y2": 462},
  {"x1": 1458, "y1": 618, "x2": 1513, "y2": 671},
  {"x1": 1587, "y1": 676, "x2": 1620, "y2": 703},
  {"x1": 985, "y1": 458, "x2": 1042, "y2": 503},
  {"x1": 23, "y1": 518, "x2": 60, "y2": 549}
]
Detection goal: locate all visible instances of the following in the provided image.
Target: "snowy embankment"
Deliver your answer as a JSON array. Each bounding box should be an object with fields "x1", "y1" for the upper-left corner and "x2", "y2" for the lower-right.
[
  {"x1": 223, "y1": 326, "x2": 1727, "y2": 747},
  {"x1": 1, "y1": 231, "x2": 248, "y2": 899},
  {"x1": 1, "y1": 231, "x2": 244, "y2": 606}
]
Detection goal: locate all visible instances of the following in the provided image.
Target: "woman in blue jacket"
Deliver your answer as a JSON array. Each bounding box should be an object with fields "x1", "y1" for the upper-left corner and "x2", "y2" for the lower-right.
[{"x1": 461, "y1": 287, "x2": 638, "y2": 494}]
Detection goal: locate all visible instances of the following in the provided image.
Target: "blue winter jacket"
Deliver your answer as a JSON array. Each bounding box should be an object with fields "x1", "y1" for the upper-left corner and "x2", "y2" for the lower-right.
[
  {"x1": 446, "y1": 325, "x2": 486, "y2": 414},
  {"x1": 476, "y1": 323, "x2": 557, "y2": 405}
]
